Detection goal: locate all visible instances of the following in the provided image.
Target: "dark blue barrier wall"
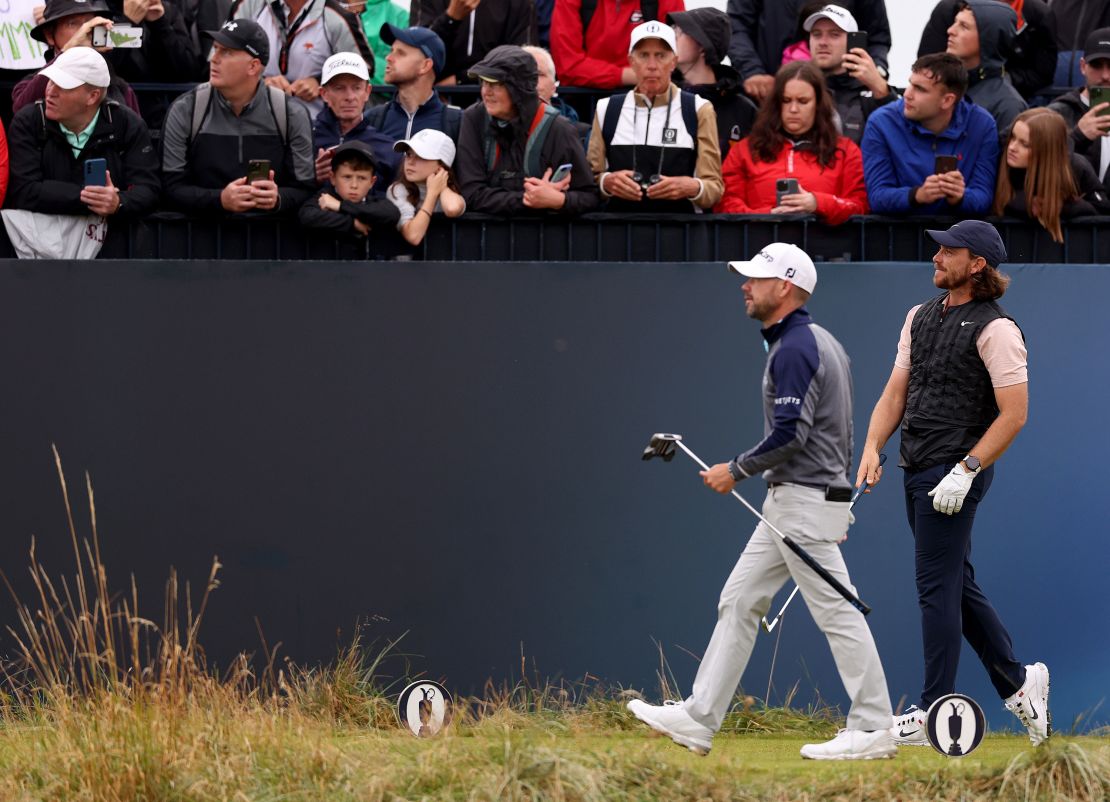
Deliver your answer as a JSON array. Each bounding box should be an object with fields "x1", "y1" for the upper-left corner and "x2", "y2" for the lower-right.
[{"x1": 0, "y1": 260, "x2": 1106, "y2": 732}]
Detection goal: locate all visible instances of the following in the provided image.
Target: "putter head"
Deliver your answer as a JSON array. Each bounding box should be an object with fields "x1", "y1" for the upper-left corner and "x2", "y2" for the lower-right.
[
  {"x1": 641, "y1": 433, "x2": 682, "y2": 462},
  {"x1": 760, "y1": 616, "x2": 774, "y2": 633}
]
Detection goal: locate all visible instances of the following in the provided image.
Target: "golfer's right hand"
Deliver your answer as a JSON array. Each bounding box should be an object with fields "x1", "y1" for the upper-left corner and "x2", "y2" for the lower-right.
[
  {"x1": 855, "y1": 449, "x2": 883, "y2": 490},
  {"x1": 700, "y1": 463, "x2": 736, "y2": 494}
]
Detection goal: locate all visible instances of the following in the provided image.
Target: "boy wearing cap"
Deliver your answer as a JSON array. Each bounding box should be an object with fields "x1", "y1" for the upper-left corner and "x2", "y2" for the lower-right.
[
  {"x1": 627, "y1": 242, "x2": 895, "y2": 762},
  {"x1": 805, "y1": 4, "x2": 893, "y2": 145},
  {"x1": 1048, "y1": 28, "x2": 1110, "y2": 190},
  {"x1": 855, "y1": 220, "x2": 1049, "y2": 749},
  {"x1": 667, "y1": 7, "x2": 757, "y2": 160},
  {"x1": 161, "y1": 20, "x2": 315, "y2": 217},
  {"x1": 366, "y1": 24, "x2": 462, "y2": 143},
  {"x1": 6, "y1": 46, "x2": 160, "y2": 257},
  {"x1": 299, "y1": 141, "x2": 401, "y2": 237},
  {"x1": 588, "y1": 21, "x2": 723, "y2": 213},
  {"x1": 313, "y1": 52, "x2": 399, "y2": 190},
  {"x1": 228, "y1": 0, "x2": 374, "y2": 114}
]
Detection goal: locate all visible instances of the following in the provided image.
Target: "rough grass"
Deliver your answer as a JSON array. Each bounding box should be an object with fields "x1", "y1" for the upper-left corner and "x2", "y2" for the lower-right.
[{"x1": 0, "y1": 450, "x2": 1107, "y2": 801}]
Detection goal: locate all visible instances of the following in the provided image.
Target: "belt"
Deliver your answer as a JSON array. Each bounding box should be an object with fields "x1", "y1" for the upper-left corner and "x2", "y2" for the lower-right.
[{"x1": 767, "y1": 481, "x2": 853, "y2": 502}]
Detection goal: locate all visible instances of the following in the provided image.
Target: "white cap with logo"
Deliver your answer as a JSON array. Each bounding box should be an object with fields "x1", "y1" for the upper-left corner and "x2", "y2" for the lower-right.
[
  {"x1": 393, "y1": 128, "x2": 457, "y2": 167},
  {"x1": 803, "y1": 4, "x2": 859, "y2": 33},
  {"x1": 40, "y1": 46, "x2": 110, "y2": 89},
  {"x1": 321, "y1": 51, "x2": 370, "y2": 85},
  {"x1": 728, "y1": 242, "x2": 817, "y2": 294},
  {"x1": 628, "y1": 20, "x2": 677, "y2": 54}
]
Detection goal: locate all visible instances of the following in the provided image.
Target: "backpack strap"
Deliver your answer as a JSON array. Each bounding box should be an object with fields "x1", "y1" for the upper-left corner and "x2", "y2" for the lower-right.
[
  {"x1": 523, "y1": 103, "x2": 561, "y2": 177},
  {"x1": 601, "y1": 91, "x2": 627, "y2": 145},
  {"x1": 441, "y1": 104, "x2": 462, "y2": 142},
  {"x1": 267, "y1": 84, "x2": 288, "y2": 145},
  {"x1": 366, "y1": 102, "x2": 387, "y2": 130},
  {"x1": 679, "y1": 89, "x2": 697, "y2": 140},
  {"x1": 579, "y1": 0, "x2": 598, "y2": 44},
  {"x1": 190, "y1": 82, "x2": 213, "y2": 143}
]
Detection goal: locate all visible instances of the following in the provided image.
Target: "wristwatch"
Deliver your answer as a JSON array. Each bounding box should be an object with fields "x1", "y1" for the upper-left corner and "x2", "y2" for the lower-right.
[{"x1": 961, "y1": 455, "x2": 982, "y2": 473}]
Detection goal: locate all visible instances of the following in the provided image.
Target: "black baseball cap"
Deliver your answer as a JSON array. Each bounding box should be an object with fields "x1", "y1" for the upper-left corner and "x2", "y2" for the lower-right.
[
  {"x1": 666, "y1": 8, "x2": 730, "y2": 66},
  {"x1": 205, "y1": 19, "x2": 270, "y2": 64},
  {"x1": 925, "y1": 220, "x2": 1007, "y2": 267},
  {"x1": 1084, "y1": 28, "x2": 1110, "y2": 63},
  {"x1": 31, "y1": 0, "x2": 111, "y2": 43},
  {"x1": 330, "y1": 141, "x2": 383, "y2": 173}
]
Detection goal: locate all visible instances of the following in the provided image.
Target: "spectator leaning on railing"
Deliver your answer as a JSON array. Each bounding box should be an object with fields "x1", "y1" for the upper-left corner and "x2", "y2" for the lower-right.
[
  {"x1": 455, "y1": 45, "x2": 599, "y2": 215},
  {"x1": 312, "y1": 52, "x2": 400, "y2": 191},
  {"x1": 15, "y1": 0, "x2": 141, "y2": 116},
  {"x1": 945, "y1": 0, "x2": 1026, "y2": 133},
  {"x1": 298, "y1": 141, "x2": 401, "y2": 236},
  {"x1": 588, "y1": 21, "x2": 723, "y2": 213},
  {"x1": 667, "y1": 7, "x2": 757, "y2": 160},
  {"x1": 366, "y1": 25, "x2": 463, "y2": 142},
  {"x1": 160, "y1": 20, "x2": 315, "y2": 217},
  {"x1": 861, "y1": 53, "x2": 999, "y2": 216},
  {"x1": 409, "y1": 0, "x2": 536, "y2": 85},
  {"x1": 805, "y1": 4, "x2": 893, "y2": 145},
  {"x1": 228, "y1": 0, "x2": 374, "y2": 115},
  {"x1": 1047, "y1": 29, "x2": 1110, "y2": 191},
  {"x1": 550, "y1": 0, "x2": 686, "y2": 90},
  {"x1": 4, "y1": 48, "x2": 159, "y2": 258},
  {"x1": 715, "y1": 61, "x2": 867, "y2": 223},
  {"x1": 993, "y1": 108, "x2": 1109, "y2": 242},
  {"x1": 388, "y1": 128, "x2": 466, "y2": 246}
]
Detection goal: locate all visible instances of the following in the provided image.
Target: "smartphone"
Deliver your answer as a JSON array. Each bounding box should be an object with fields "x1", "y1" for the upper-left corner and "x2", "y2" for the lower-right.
[
  {"x1": 934, "y1": 155, "x2": 958, "y2": 174},
  {"x1": 846, "y1": 31, "x2": 868, "y2": 54},
  {"x1": 246, "y1": 159, "x2": 271, "y2": 184},
  {"x1": 550, "y1": 163, "x2": 573, "y2": 183},
  {"x1": 1090, "y1": 86, "x2": 1110, "y2": 116},
  {"x1": 84, "y1": 158, "x2": 108, "y2": 187},
  {"x1": 775, "y1": 178, "x2": 800, "y2": 205},
  {"x1": 91, "y1": 24, "x2": 144, "y2": 48}
]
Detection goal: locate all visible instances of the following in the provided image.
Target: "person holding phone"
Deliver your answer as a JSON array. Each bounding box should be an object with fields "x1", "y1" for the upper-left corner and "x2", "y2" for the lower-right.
[
  {"x1": 861, "y1": 53, "x2": 999, "y2": 215},
  {"x1": 805, "y1": 5, "x2": 894, "y2": 145},
  {"x1": 1048, "y1": 28, "x2": 1110, "y2": 191},
  {"x1": 715, "y1": 61, "x2": 867, "y2": 224},
  {"x1": 5, "y1": 47, "x2": 159, "y2": 257}
]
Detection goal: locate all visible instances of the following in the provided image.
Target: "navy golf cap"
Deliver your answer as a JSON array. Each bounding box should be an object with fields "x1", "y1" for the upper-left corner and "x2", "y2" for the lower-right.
[
  {"x1": 380, "y1": 23, "x2": 446, "y2": 76},
  {"x1": 925, "y1": 220, "x2": 1007, "y2": 267}
]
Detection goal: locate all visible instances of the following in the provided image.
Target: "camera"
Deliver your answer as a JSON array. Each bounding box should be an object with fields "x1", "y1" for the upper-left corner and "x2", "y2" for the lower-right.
[{"x1": 631, "y1": 171, "x2": 662, "y2": 196}]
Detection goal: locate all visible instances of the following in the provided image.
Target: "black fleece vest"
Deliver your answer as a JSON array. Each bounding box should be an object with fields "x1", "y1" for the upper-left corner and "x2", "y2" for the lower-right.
[{"x1": 900, "y1": 294, "x2": 1020, "y2": 471}]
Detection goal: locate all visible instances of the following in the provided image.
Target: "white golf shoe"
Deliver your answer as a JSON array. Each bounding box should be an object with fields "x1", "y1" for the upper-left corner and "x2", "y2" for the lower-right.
[
  {"x1": 1004, "y1": 662, "x2": 1052, "y2": 745},
  {"x1": 800, "y1": 728, "x2": 897, "y2": 760},
  {"x1": 626, "y1": 699, "x2": 713, "y2": 755},
  {"x1": 890, "y1": 704, "x2": 928, "y2": 746}
]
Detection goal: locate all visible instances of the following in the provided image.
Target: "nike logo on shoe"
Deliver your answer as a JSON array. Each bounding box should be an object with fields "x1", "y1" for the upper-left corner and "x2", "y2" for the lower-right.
[
  {"x1": 1029, "y1": 702, "x2": 1039, "y2": 720},
  {"x1": 898, "y1": 727, "x2": 920, "y2": 738}
]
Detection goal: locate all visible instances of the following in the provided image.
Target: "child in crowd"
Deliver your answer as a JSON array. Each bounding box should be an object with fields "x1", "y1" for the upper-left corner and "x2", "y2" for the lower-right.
[
  {"x1": 387, "y1": 129, "x2": 466, "y2": 247},
  {"x1": 299, "y1": 142, "x2": 400, "y2": 237}
]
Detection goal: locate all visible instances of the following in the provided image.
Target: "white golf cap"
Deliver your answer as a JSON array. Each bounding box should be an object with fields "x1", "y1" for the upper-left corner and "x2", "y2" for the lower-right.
[
  {"x1": 803, "y1": 4, "x2": 859, "y2": 33},
  {"x1": 393, "y1": 127, "x2": 456, "y2": 167},
  {"x1": 628, "y1": 20, "x2": 677, "y2": 54},
  {"x1": 728, "y1": 242, "x2": 817, "y2": 294},
  {"x1": 40, "y1": 46, "x2": 110, "y2": 89},
  {"x1": 321, "y1": 51, "x2": 370, "y2": 85}
]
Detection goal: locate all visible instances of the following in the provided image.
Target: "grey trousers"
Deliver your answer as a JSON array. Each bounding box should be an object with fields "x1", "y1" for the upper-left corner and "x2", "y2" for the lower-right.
[{"x1": 684, "y1": 484, "x2": 892, "y2": 732}]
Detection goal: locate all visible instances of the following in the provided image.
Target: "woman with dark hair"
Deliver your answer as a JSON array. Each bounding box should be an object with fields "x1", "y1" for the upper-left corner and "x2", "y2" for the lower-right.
[
  {"x1": 993, "y1": 107, "x2": 1109, "y2": 243},
  {"x1": 715, "y1": 61, "x2": 867, "y2": 224}
]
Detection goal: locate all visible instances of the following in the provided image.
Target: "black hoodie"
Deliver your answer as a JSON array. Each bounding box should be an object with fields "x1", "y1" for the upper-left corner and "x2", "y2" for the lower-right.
[
  {"x1": 823, "y1": 71, "x2": 896, "y2": 145},
  {"x1": 674, "y1": 63, "x2": 757, "y2": 159},
  {"x1": 962, "y1": 0, "x2": 1027, "y2": 132}
]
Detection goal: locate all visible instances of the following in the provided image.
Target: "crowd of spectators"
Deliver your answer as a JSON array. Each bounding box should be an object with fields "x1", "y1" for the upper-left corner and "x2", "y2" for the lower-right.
[{"x1": 2, "y1": 0, "x2": 1110, "y2": 258}]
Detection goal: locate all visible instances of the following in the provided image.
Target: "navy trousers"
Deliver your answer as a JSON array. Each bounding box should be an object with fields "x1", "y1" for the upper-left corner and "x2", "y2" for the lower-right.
[{"x1": 903, "y1": 463, "x2": 1025, "y2": 708}]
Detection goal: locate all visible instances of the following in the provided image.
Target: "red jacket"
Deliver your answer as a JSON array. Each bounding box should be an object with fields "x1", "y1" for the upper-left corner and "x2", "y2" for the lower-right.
[
  {"x1": 0, "y1": 120, "x2": 7, "y2": 209},
  {"x1": 715, "y1": 135, "x2": 867, "y2": 225},
  {"x1": 551, "y1": 0, "x2": 686, "y2": 89}
]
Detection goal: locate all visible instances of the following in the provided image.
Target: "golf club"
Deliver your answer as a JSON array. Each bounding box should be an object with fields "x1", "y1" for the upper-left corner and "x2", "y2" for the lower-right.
[
  {"x1": 760, "y1": 453, "x2": 887, "y2": 633},
  {"x1": 641, "y1": 433, "x2": 872, "y2": 616}
]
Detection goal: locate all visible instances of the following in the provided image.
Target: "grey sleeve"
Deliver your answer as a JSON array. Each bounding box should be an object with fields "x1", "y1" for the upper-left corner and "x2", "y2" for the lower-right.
[{"x1": 161, "y1": 94, "x2": 193, "y2": 174}]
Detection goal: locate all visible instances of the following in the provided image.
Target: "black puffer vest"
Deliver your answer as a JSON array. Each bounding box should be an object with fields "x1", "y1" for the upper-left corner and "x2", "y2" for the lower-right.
[{"x1": 900, "y1": 293, "x2": 1022, "y2": 471}]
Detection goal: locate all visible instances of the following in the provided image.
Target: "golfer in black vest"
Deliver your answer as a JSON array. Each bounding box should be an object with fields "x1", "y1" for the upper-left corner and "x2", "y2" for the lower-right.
[{"x1": 856, "y1": 220, "x2": 1050, "y2": 747}]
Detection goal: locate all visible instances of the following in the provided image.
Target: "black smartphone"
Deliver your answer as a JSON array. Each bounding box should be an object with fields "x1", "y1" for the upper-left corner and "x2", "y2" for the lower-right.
[
  {"x1": 775, "y1": 178, "x2": 800, "y2": 205},
  {"x1": 84, "y1": 158, "x2": 108, "y2": 187},
  {"x1": 246, "y1": 159, "x2": 271, "y2": 183},
  {"x1": 1090, "y1": 86, "x2": 1110, "y2": 116},
  {"x1": 934, "y1": 155, "x2": 958, "y2": 174},
  {"x1": 846, "y1": 31, "x2": 868, "y2": 53}
]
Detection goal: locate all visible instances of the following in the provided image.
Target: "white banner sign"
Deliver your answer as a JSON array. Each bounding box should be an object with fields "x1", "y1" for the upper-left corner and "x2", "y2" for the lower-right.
[{"x1": 0, "y1": 0, "x2": 47, "y2": 71}]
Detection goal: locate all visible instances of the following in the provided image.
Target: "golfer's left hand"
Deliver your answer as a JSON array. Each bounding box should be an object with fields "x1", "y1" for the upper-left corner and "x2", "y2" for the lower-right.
[
  {"x1": 927, "y1": 464, "x2": 975, "y2": 514},
  {"x1": 700, "y1": 463, "x2": 736, "y2": 494}
]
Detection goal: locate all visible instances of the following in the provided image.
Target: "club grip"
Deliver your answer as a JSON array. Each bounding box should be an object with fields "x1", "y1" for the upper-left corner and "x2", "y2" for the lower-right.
[{"x1": 782, "y1": 536, "x2": 871, "y2": 615}]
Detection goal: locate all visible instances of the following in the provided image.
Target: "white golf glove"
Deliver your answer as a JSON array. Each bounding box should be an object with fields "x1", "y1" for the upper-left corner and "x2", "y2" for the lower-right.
[{"x1": 928, "y1": 463, "x2": 976, "y2": 514}]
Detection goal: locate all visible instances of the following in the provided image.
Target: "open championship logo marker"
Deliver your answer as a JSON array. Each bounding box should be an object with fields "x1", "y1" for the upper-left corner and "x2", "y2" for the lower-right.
[
  {"x1": 397, "y1": 681, "x2": 452, "y2": 737},
  {"x1": 925, "y1": 693, "x2": 985, "y2": 757}
]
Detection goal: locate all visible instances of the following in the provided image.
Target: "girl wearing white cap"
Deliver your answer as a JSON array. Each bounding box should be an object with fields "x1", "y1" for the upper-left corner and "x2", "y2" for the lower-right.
[{"x1": 387, "y1": 128, "x2": 466, "y2": 246}]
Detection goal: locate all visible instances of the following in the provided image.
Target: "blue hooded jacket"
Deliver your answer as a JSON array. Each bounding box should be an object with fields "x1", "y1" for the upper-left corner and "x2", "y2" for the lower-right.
[{"x1": 860, "y1": 96, "x2": 999, "y2": 215}]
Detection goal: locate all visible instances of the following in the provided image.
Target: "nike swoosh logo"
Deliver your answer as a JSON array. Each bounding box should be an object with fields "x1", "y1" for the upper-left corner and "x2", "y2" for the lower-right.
[
  {"x1": 898, "y1": 728, "x2": 919, "y2": 737},
  {"x1": 961, "y1": 321, "x2": 975, "y2": 327},
  {"x1": 1029, "y1": 702, "x2": 1038, "y2": 720}
]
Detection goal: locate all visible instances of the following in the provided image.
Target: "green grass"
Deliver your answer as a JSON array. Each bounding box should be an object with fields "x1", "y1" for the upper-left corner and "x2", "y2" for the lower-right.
[{"x1": 0, "y1": 449, "x2": 1106, "y2": 800}]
